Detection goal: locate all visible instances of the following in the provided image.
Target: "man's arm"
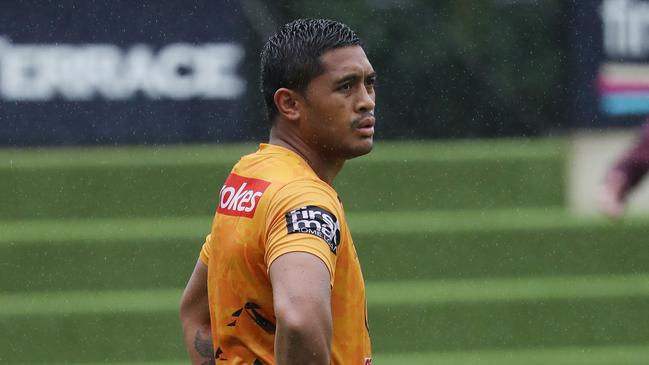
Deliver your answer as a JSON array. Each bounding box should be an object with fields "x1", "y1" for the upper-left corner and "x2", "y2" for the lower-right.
[
  {"x1": 269, "y1": 251, "x2": 332, "y2": 365},
  {"x1": 180, "y1": 259, "x2": 215, "y2": 365},
  {"x1": 599, "y1": 121, "x2": 649, "y2": 217}
]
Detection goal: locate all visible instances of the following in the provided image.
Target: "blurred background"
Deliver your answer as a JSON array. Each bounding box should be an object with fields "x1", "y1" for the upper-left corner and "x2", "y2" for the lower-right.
[{"x1": 2, "y1": 0, "x2": 649, "y2": 364}]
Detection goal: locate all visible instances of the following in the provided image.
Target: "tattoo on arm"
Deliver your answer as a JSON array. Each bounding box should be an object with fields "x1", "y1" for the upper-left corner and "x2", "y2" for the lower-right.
[{"x1": 194, "y1": 329, "x2": 215, "y2": 365}]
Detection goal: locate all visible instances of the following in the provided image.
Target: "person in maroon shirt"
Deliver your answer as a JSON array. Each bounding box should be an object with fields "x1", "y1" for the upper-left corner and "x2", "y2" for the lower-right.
[{"x1": 599, "y1": 119, "x2": 649, "y2": 217}]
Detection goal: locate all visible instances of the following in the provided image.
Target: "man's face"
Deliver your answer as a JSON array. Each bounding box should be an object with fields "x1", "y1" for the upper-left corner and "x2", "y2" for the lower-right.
[{"x1": 300, "y1": 46, "x2": 376, "y2": 160}]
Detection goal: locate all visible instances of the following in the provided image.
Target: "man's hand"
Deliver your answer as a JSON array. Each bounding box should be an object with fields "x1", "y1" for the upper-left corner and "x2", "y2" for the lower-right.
[
  {"x1": 180, "y1": 259, "x2": 214, "y2": 365},
  {"x1": 598, "y1": 170, "x2": 628, "y2": 218},
  {"x1": 270, "y1": 252, "x2": 332, "y2": 365}
]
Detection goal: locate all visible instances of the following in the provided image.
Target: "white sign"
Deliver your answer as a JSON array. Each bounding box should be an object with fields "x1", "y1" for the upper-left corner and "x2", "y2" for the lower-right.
[
  {"x1": 0, "y1": 36, "x2": 245, "y2": 101},
  {"x1": 602, "y1": 0, "x2": 649, "y2": 58}
]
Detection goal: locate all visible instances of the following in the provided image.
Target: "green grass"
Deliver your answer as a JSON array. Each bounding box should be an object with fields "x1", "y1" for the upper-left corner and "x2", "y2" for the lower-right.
[
  {"x1": 0, "y1": 216, "x2": 212, "y2": 244},
  {"x1": 6, "y1": 138, "x2": 645, "y2": 364},
  {"x1": 366, "y1": 274, "x2": 649, "y2": 304},
  {"x1": 0, "y1": 289, "x2": 183, "y2": 316},
  {"x1": 3, "y1": 274, "x2": 649, "y2": 316},
  {"x1": 2, "y1": 207, "x2": 638, "y2": 244},
  {"x1": 374, "y1": 344, "x2": 649, "y2": 365},
  {"x1": 0, "y1": 144, "x2": 258, "y2": 168},
  {"x1": 3, "y1": 209, "x2": 649, "y2": 292},
  {"x1": 0, "y1": 138, "x2": 562, "y2": 168},
  {"x1": 37, "y1": 343, "x2": 649, "y2": 365},
  {"x1": 0, "y1": 139, "x2": 565, "y2": 219},
  {"x1": 40, "y1": 343, "x2": 649, "y2": 365},
  {"x1": 4, "y1": 275, "x2": 649, "y2": 362}
]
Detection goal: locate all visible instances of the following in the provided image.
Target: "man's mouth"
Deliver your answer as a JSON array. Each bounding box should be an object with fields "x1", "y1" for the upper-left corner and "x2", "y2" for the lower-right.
[{"x1": 355, "y1": 115, "x2": 375, "y2": 137}]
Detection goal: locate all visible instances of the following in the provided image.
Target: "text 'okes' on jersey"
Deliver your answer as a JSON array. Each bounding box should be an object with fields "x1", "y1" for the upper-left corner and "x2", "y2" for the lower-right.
[{"x1": 217, "y1": 173, "x2": 271, "y2": 218}]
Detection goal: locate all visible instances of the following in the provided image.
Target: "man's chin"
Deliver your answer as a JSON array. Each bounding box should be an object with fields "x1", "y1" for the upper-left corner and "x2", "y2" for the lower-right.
[{"x1": 345, "y1": 139, "x2": 374, "y2": 159}]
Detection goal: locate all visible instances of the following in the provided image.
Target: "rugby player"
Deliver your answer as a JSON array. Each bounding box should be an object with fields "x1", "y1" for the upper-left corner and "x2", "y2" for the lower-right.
[
  {"x1": 599, "y1": 119, "x2": 649, "y2": 218},
  {"x1": 180, "y1": 18, "x2": 376, "y2": 365}
]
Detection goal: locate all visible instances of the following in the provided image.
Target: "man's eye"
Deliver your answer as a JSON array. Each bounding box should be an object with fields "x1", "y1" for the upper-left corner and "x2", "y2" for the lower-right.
[{"x1": 339, "y1": 83, "x2": 352, "y2": 91}]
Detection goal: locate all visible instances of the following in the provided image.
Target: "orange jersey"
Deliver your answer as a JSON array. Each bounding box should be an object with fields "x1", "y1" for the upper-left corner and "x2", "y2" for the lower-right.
[{"x1": 199, "y1": 143, "x2": 371, "y2": 364}]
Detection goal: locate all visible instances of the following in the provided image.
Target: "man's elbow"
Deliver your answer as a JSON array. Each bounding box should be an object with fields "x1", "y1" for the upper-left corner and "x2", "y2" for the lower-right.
[
  {"x1": 275, "y1": 301, "x2": 332, "y2": 347},
  {"x1": 277, "y1": 309, "x2": 318, "y2": 334},
  {"x1": 179, "y1": 290, "x2": 206, "y2": 329},
  {"x1": 179, "y1": 293, "x2": 194, "y2": 328}
]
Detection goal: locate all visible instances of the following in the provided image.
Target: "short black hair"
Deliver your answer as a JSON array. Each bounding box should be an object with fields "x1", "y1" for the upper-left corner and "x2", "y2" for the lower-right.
[{"x1": 260, "y1": 18, "x2": 362, "y2": 123}]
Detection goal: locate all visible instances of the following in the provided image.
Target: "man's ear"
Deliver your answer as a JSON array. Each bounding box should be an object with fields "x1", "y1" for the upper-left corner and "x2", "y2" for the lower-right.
[{"x1": 274, "y1": 88, "x2": 302, "y2": 121}]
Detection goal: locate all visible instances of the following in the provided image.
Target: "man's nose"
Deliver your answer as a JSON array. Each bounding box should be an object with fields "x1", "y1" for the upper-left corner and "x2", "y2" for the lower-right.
[{"x1": 357, "y1": 86, "x2": 375, "y2": 112}]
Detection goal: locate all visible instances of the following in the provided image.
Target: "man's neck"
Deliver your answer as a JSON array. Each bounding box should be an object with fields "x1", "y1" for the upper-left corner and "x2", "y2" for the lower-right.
[{"x1": 268, "y1": 127, "x2": 344, "y2": 185}]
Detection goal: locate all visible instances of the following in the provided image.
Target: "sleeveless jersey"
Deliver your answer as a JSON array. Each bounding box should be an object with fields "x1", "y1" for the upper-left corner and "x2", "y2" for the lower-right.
[{"x1": 199, "y1": 143, "x2": 371, "y2": 364}]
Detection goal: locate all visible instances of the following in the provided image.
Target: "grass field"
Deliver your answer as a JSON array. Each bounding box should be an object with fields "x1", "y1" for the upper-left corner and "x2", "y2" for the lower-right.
[{"x1": 2, "y1": 138, "x2": 649, "y2": 364}]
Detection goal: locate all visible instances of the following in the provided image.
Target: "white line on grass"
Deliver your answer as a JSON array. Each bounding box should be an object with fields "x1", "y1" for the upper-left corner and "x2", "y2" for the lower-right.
[{"x1": 3, "y1": 273, "x2": 649, "y2": 316}]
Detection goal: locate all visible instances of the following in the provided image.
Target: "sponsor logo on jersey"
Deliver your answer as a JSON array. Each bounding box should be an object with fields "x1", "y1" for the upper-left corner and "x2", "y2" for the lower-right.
[
  {"x1": 364, "y1": 358, "x2": 372, "y2": 365},
  {"x1": 285, "y1": 205, "x2": 341, "y2": 254},
  {"x1": 217, "y1": 173, "x2": 270, "y2": 218}
]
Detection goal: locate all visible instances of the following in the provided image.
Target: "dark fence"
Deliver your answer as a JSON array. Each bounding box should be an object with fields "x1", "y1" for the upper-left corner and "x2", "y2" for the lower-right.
[
  {"x1": 0, "y1": 0, "x2": 254, "y2": 145},
  {"x1": 0, "y1": 0, "x2": 644, "y2": 146}
]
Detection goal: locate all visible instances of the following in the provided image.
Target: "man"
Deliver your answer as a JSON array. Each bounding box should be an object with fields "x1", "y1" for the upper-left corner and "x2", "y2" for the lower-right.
[
  {"x1": 180, "y1": 18, "x2": 376, "y2": 365},
  {"x1": 599, "y1": 119, "x2": 649, "y2": 218}
]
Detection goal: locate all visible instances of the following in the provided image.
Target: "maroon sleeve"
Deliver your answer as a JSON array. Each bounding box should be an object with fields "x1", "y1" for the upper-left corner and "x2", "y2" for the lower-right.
[{"x1": 612, "y1": 120, "x2": 649, "y2": 196}]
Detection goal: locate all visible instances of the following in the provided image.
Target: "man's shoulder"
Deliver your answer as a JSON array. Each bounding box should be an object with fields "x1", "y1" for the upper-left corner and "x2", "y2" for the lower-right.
[
  {"x1": 271, "y1": 178, "x2": 343, "y2": 224},
  {"x1": 233, "y1": 149, "x2": 313, "y2": 181},
  {"x1": 224, "y1": 147, "x2": 342, "y2": 213}
]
